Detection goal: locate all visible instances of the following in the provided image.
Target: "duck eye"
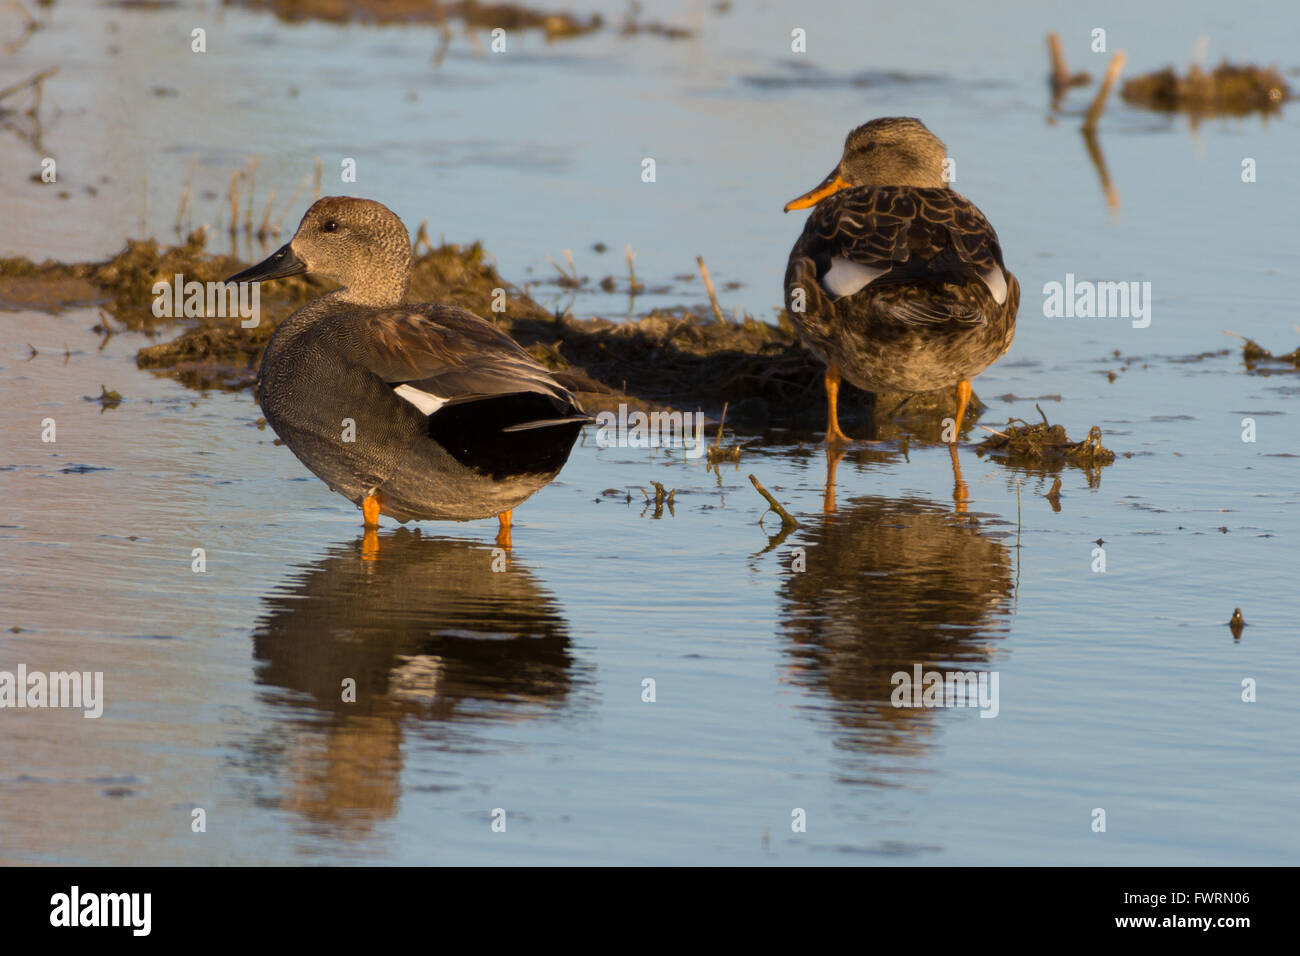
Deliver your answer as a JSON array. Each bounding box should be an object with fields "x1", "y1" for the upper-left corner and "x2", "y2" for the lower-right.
[{"x1": 322, "y1": 219, "x2": 339, "y2": 233}]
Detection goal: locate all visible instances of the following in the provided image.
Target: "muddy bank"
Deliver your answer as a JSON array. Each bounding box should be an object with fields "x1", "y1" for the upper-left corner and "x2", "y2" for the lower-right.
[
  {"x1": 225, "y1": 0, "x2": 693, "y2": 40},
  {"x1": 2, "y1": 233, "x2": 986, "y2": 439},
  {"x1": 228, "y1": 0, "x2": 601, "y2": 35}
]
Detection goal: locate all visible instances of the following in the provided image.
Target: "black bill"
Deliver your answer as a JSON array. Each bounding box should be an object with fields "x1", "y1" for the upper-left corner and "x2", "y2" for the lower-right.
[{"x1": 225, "y1": 244, "x2": 308, "y2": 284}]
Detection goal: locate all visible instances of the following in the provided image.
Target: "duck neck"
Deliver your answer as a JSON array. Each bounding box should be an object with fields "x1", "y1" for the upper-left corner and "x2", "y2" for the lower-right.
[{"x1": 333, "y1": 272, "x2": 409, "y2": 308}]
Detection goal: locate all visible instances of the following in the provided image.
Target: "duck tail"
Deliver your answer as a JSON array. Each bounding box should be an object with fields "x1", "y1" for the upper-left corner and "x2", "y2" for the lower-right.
[{"x1": 501, "y1": 414, "x2": 595, "y2": 433}]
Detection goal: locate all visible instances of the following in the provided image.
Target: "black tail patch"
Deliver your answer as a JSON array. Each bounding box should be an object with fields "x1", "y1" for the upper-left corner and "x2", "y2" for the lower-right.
[{"x1": 426, "y1": 393, "x2": 585, "y2": 480}]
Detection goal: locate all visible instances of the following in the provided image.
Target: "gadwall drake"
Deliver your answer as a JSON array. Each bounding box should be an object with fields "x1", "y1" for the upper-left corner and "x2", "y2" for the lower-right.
[
  {"x1": 228, "y1": 197, "x2": 589, "y2": 547},
  {"x1": 783, "y1": 117, "x2": 1019, "y2": 446}
]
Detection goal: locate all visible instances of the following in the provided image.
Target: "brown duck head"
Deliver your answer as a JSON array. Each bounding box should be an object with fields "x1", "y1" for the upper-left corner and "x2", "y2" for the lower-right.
[
  {"x1": 227, "y1": 196, "x2": 413, "y2": 307},
  {"x1": 784, "y1": 117, "x2": 949, "y2": 211}
]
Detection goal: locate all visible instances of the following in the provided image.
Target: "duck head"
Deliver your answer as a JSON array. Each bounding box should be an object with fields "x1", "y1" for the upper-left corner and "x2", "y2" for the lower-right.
[
  {"x1": 784, "y1": 117, "x2": 949, "y2": 211},
  {"x1": 226, "y1": 196, "x2": 413, "y2": 307}
]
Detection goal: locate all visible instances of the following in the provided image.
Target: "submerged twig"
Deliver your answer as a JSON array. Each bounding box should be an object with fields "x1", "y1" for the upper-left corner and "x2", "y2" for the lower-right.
[
  {"x1": 749, "y1": 474, "x2": 798, "y2": 531},
  {"x1": 0, "y1": 66, "x2": 56, "y2": 104}
]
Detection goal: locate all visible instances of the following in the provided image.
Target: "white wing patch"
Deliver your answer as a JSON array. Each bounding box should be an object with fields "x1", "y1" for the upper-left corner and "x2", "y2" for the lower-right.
[
  {"x1": 980, "y1": 265, "x2": 1008, "y2": 305},
  {"x1": 822, "y1": 258, "x2": 889, "y2": 297},
  {"x1": 393, "y1": 384, "x2": 447, "y2": 416}
]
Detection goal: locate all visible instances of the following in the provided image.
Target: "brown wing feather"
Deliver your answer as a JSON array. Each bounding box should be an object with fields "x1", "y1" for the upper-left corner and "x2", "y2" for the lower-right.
[
  {"x1": 809, "y1": 187, "x2": 1006, "y2": 277},
  {"x1": 788, "y1": 186, "x2": 1009, "y2": 328},
  {"x1": 329, "y1": 305, "x2": 580, "y2": 411}
]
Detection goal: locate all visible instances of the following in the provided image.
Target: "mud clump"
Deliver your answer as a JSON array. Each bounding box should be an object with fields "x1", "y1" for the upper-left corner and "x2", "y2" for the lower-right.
[
  {"x1": 1122, "y1": 62, "x2": 1289, "y2": 115},
  {"x1": 230, "y1": 0, "x2": 604, "y2": 38},
  {"x1": 1236, "y1": 336, "x2": 1300, "y2": 371},
  {"x1": 976, "y1": 406, "x2": 1116, "y2": 474}
]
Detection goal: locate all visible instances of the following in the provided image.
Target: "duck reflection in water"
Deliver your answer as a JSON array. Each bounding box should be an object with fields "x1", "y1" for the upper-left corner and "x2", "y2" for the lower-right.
[
  {"x1": 246, "y1": 529, "x2": 582, "y2": 836},
  {"x1": 778, "y1": 496, "x2": 1013, "y2": 777}
]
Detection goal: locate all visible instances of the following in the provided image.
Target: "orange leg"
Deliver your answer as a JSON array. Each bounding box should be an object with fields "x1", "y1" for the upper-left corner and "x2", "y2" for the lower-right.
[
  {"x1": 823, "y1": 444, "x2": 845, "y2": 514},
  {"x1": 361, "y1": 493, "x2": 383, "y2": 558},
  {"x1": 951, "y1": 379, "x2": 973, "y2": 443},
  {"x1": 362, "y1": 492, "x2": 382, "y2": 528},
  {"x1": 496, "y1": 509, "x2": 513, "y2": 550},
  {"x1": 949, "y1": 443, "x2": 969, "y2": 514},
  {"x1": 824, "y1": 363, "x2": 852, "y2": 445}
]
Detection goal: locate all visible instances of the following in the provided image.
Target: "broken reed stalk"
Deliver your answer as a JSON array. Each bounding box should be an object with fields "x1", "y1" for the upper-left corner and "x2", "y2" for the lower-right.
[
  {"x1": 713, "y1": 401, "x2": 729, "y2": 451},
  {"x1": 697, "y1": 256, "x2": 726, "y2": 325},
  {"x1": 749, "y1": 474, "x2": 798, "y2": 531},
  {"x1": 1048, "y1": 33, "x2": 1070, "y2": 94},
  {"x1": 626, "y1": 244, "x2": 643, "y2": 293},
  {"x1": 547, "y1": 251, "x2": 580, "y2": 285},
  {"x1": 1083, "y1": 51, "x2": 1126, "y2": 132},
  {"x1": 313, "y1": 157, "x2": 323, "y2": 201}
]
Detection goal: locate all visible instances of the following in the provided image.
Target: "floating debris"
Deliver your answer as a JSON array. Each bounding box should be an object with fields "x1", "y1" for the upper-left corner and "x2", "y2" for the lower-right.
[
  {"x1": 707, "y1": 401, "x2": 742, "y2": 465},
  {"x1": 639, "y1": 481, "x2": 675, "y2": 518},
  {"x1": 1226, "y1": 331, "x2": 1300, "y2": 371},
  {"x1": 91, "y1": 385, "x2": 123, "y2": 410},
  {"x1": 1122, "y1": 62, "x2": 1289, "y2": 115},
  {"x1": 976, "y1": 405, "x2": 1116, "y2": 472}
]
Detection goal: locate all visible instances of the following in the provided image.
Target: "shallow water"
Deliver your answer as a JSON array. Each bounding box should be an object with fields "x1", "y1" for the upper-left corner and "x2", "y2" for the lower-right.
[{"x1": 2, "y1": 0, "x2": 1298, "y2": 864}]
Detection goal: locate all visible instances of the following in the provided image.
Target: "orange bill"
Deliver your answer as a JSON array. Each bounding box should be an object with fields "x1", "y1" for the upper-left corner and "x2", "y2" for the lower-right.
[{"x1": 784, "y1": 169, "x2": 850, "y2": 211}]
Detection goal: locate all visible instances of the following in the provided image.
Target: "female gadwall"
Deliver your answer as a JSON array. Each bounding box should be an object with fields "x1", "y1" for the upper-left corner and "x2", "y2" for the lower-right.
[
  {"x1": 783, "y1": 117, "x2": 1019, "y2": 446},
  {"x1": 227, "y1": 197, "x2": 589, "y2": 547}
]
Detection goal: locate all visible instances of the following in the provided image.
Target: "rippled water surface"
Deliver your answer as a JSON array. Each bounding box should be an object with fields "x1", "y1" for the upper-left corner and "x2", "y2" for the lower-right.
[{"x1": 1, "y1": 0, "x2": 1298, "y2": 864}]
